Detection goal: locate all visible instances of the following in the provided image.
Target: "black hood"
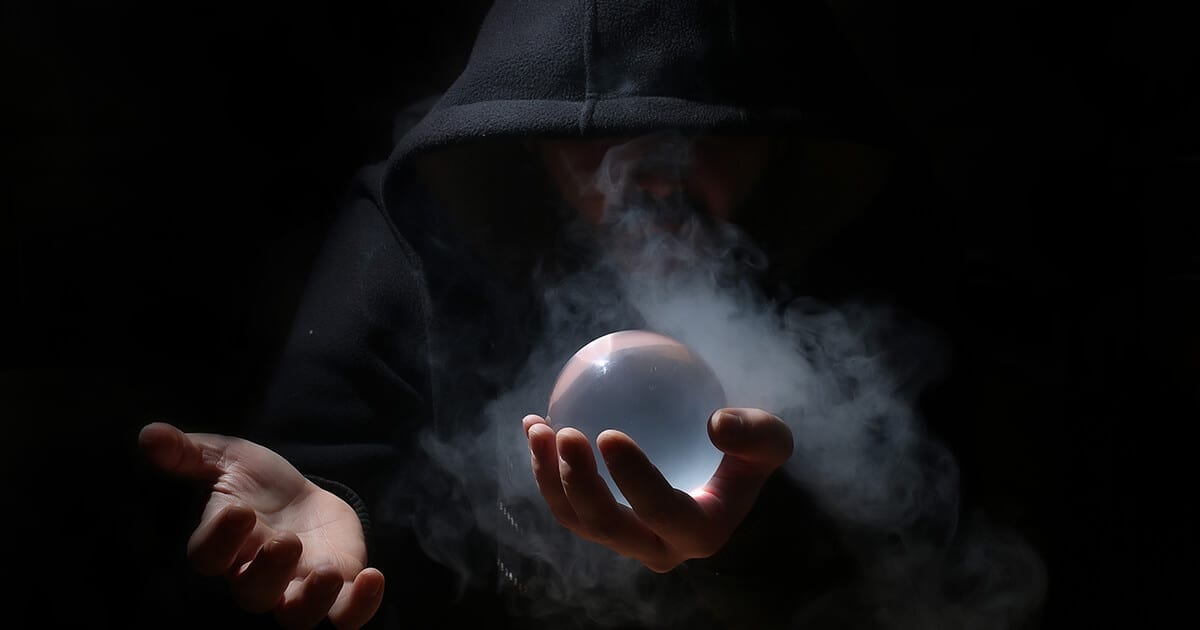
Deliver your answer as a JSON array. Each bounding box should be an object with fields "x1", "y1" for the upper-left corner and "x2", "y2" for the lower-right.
[{"x1": 383, "y1": 0, "x2": 901, "y2": 196}]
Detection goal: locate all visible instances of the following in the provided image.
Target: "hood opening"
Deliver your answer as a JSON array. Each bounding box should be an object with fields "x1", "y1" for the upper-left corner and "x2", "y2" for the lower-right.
[{"x1": 394, "y1": 130, "x2": 896, "y2": 296}]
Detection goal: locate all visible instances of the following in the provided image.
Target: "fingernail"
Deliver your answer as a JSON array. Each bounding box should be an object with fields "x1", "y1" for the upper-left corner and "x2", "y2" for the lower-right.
[
  {"x1": 715, "y1": 411, "x2": 743, "y2": 434},
  {"x1": 527, "y1": 425, "x2": 546, "y2": 458},
  {"x1": 264, "y1": 538, "x2": 296, "y2": 563},
  {"x1": 226, "y1": 507, "x2": 255, "y2": 531}
]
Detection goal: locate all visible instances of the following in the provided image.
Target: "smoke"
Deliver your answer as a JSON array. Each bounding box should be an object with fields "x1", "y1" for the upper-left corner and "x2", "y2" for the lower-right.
[{"x1": 386, "y1": 130, "x2": 1047, "y2": 628}]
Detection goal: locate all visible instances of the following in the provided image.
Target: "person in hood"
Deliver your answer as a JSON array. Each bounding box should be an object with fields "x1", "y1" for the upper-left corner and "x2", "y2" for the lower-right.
[{"x1": 138, "y1": 2, "x2": 981, "y2": 629}]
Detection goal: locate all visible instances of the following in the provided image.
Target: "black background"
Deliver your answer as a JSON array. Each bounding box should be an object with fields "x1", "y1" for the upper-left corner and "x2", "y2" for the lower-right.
[{"x1": 2, "y1": 1, "x2": 1196, "y2": 628}]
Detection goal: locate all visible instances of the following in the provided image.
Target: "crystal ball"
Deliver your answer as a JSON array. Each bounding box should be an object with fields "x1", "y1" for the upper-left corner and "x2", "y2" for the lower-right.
[{"x1": 547, "y1": 330, "x2": 727, "y2": 506}]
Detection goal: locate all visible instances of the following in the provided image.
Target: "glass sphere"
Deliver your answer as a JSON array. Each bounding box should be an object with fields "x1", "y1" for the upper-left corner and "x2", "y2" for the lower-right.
[{"x1": 547, "y1": 330, "x2": 727, "y2": 506}]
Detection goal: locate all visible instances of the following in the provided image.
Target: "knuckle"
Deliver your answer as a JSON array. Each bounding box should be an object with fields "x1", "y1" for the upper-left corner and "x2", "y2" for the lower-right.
[
  {"x1": 587, "y1": 527, "x2": 615, "y2": 545},
  {"x1": 558, "y1": 466, "x2": 584, "y2": 488},
  {"x1": 631, "y1": 501, "x2": 670, "y2": 527},
  {"x1": 585, "y1": 518, "x2": 621, "y2": 544}
]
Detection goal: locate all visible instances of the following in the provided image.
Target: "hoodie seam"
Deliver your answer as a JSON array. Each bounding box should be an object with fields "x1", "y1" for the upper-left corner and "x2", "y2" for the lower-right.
[{"x1": 579, "y1": 0, "x2": 598, "y2": 134}]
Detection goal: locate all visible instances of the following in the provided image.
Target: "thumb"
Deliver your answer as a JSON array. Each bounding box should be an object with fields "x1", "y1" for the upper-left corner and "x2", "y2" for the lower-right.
[
  {"x1": 138, "y1": 422, "x2": 233, "y2": 482},
  {"x1": 707, "y1": 408, "x2": 794, "y2": 471},
  {"x1": 693, "y1": 408, "x2": 794, "y2": 524}
]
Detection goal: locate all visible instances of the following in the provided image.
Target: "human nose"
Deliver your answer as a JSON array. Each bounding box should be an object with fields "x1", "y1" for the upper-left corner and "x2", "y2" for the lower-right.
[{"x1": 634, "y1": 171, "x2": 685, "y2": 200}]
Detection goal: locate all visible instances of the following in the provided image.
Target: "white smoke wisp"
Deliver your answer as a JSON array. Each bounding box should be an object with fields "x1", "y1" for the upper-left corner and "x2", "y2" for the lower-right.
[{"x1": 397, "y1": 130, "x2": 1047, "y2": 628}]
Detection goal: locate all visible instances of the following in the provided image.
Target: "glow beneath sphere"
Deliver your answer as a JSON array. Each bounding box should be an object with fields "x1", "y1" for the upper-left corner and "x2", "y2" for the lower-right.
[{"x1": 547, "y1": 330, "x2": 727, "y2": 506}]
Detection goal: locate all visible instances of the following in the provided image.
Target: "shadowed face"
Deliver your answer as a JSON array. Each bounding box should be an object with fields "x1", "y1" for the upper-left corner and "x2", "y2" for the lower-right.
[
  {"x1": 537, "y1": 132, "x2": 773, "y2": 227},
  {"x1": 415, "y1": 131, "x2": 786, "y2": 281}
]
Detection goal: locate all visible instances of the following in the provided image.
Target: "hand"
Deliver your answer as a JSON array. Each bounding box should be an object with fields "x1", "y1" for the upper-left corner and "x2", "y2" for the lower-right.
[
  {"x1": 523, "y1": 407, "x2": 793, "y2": 572},
  {"x1": 139, "y1": 422, "x2": 385, "y2": 629}
]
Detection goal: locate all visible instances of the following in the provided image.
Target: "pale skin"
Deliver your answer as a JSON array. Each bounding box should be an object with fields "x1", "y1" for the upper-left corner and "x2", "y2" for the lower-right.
[
  {"x1": 139, "y1": 422, "x2": 385, "y2": 629},
  {"x1": 139, "y1": 131, "x2": 793, "y2": 627},
  {"x1": 524, "y1": 408, "x2": 793, "y2": 573}
]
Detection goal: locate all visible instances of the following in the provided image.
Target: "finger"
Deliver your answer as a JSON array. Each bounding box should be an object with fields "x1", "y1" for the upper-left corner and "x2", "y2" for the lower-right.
[
  {"x1": 274, "y1": 566, "x2": 343, "y2": 630},
  {"x1": 597, "y1": 430, "x2": 713, "y2": 555},
  {"x1": 556, "y1": 429, "x2": 673, "y2": 570},
  {"x1": 522, "y1": 414, "x2": 546, "y2": 435},
  {"x1": 138, "y1": 422, "x2": 233, "y2": 482},
  {"x1": 230, "y1": 533, "x2": 304, "y2": 614},
  {"x1": 187, "y1": 504, "x2": 257, "y2": 576},
  {"x1": 527, "y1": 422, "x2": 579, "y2": 529},
  {"x1": 707, "y1": 408, "x2": 794, "y2": 471},
  {"x1": 699, "y1": 409, "x2": 794, "y2": 519},
  {"x1": 328, "y1": 568, "x2": 385, "y2": 630}
]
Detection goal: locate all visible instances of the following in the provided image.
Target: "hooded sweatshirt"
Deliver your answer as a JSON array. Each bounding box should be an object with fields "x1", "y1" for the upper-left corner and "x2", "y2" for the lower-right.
[{"x1": 246, "y1": 2, "x2": 940, "y2": 629}]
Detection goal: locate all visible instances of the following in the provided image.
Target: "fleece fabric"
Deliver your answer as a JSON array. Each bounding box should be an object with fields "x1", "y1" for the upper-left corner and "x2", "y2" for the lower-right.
[{"x1": 247, "y1": 2, "x2": 913, "y2": 629}]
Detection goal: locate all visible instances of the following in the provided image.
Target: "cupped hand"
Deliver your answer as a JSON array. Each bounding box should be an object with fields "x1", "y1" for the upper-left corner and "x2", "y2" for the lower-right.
[
  {"x1": 523, "y1": 407, "x2": 793, "y2": 572},
  {"x1": 139, "y1": 422, "x2": 385, "y2": 629}
]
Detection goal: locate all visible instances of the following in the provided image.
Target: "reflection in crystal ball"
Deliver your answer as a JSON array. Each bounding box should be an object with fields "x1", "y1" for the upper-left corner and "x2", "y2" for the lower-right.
[{"x1": 547, "y1": 330, "x2": 727, "y2": 506}]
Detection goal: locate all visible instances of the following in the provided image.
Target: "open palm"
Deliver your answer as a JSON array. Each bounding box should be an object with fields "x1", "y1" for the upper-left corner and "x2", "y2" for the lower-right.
[{"x1": 140, "y1": 422, "x2": 384, "y2": 629}]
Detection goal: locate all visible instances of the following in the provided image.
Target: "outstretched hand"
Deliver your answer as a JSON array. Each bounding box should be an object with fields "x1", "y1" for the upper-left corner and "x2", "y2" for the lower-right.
[
  {"x1": 139, "y1": 422, "x2": 385, "y2": 629},
  {"x1": 523, "y1": 408, "x2": 793, "y2": 572}
]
